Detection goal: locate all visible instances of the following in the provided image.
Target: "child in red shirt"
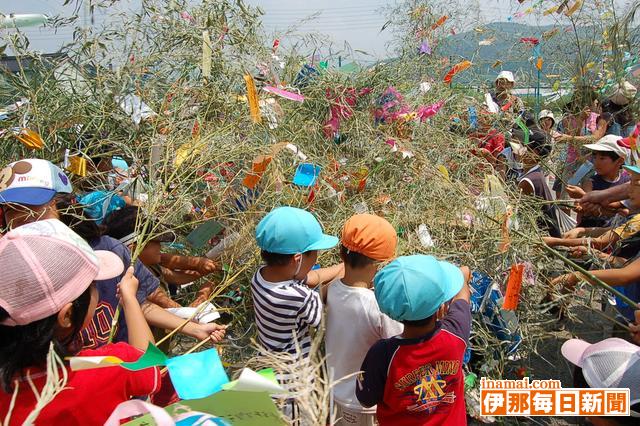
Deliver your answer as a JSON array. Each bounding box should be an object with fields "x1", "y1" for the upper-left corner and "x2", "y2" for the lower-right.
[
  {"x1": 356, "y1": 255, "x2": 472, "y2": 425},
  {"x1": 0, "y1": 220, "x2": 160, "y2": 425}
]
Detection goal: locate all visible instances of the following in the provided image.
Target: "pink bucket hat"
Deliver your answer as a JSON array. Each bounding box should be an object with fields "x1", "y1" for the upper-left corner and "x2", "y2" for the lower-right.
[
  {"x1": 0, "y1": 219, "x2": 124, "y2": 326},
  {"x1": 562, "y1": 338, "x2": 640, "y2": 410}
]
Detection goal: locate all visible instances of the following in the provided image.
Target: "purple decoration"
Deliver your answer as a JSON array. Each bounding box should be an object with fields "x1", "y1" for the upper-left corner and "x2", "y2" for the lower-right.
[{"x1": 419, "y1": 40, "x2": 432, "y2": 55}]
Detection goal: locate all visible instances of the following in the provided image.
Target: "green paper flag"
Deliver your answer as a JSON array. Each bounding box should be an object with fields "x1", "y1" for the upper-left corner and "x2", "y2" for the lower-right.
[
  {"x1": 124, "y1": 390, "x2": 284, "y2": 426},
  {"x1": 186, "y1": 220, "x2": 224, "y2": 249},
  {"x1": 515, "y1": 116, "x2": 529, "y2": 146},
  {"x1": 120, "y1": 342, "x2": 167, "y2": 371}
]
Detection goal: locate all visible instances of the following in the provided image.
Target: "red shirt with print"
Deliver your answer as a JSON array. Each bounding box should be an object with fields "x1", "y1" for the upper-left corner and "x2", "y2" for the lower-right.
[
  {"x1": 0, "y1": 342, "x2": 160, "y2": 426},
  {"x1": 356, "y1": 300, "x2": 471, "y2": 425}
]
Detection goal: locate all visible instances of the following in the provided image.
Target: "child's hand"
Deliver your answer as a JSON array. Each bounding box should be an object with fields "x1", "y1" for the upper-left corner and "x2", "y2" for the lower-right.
[
  {"x1": 459, "y1": 266, "x2": 471, "y2": 285},
  {"x1": 197, "y1": 258, "x2": 219, "y2": 275},
  {"x1": 563, "y1": 228, "x2": 584, "y2": 239},
  {"x1": 117, "y1": 267, "x2": 139, "y2": 303},
  {"x1": 190, "y1": 322, "x2": 228, "y2": 343},
  {"x1": 542, "y1": 236, "x2": 559, "y2": 246},
  {"x1": 569, "y1": 246, "x2": 589, "y2": 258},
  {"x1": 566, "y1": 185, "x2": 586, "y2": 199}
]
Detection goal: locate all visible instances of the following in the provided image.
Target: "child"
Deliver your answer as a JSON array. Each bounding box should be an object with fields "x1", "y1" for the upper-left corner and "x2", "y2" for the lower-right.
[
  {"x1": 512, "y1": 129, "x2": 564, "y2": 237},
  {"x1": 54, "y1": 198, "x2": 226, "y2": 347},
  {"x1": 578, "y1": 135, "x2": 630, "y2": 227},
  {"x1": 561, "y1": 338, "x2": 640, "y2": 421},
  {"x1": 252, "y1": 206, "x2": 340, "y2": 358},
  {"x1": 324, "y1": 214, "x2": 404, "y2": 425},
  {"x1": 0, "y1": 159, "x2": 73, "y2": 229},
  {"x1": 104, "y1": 205, "x2": 219, "y2": 308},
  {"x1": 356, "y1": 255, "x2": 471, "y2": 425},
  {"x1": 0, "y1": 221, "x2": 160, "y2": 425}
]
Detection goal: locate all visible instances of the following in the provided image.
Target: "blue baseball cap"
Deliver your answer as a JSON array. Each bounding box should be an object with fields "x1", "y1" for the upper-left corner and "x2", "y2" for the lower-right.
[
  {"x1": 374, "y1": 255, "x2": 464, "y2": 321},
  {"x1": 0, "y1": 159, "x2": 72, "y2": 206},
  {"x1": 255, "y1": 206, "x2": 338, "y2": 254}
]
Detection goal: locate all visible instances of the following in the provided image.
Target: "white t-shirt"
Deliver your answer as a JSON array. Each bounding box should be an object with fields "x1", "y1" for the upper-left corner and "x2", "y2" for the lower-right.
[{"x1": 325, "y1": 280, "x2": 404, "y2": 412}]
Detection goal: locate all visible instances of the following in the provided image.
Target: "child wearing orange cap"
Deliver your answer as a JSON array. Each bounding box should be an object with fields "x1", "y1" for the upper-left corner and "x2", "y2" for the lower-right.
[{"x1": 324, "y1": 214, "x2": 403, "y2": 426}]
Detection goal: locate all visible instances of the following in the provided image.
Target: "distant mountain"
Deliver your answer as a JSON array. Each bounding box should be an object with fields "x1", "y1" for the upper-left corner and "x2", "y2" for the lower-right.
[{"x1": 437, "y1": 22, "x2": 599, "y2": 87}]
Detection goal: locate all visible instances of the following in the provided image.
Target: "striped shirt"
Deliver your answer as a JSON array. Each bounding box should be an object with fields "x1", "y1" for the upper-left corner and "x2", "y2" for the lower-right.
[{"x1": 251, "y1": 267, "x2": 322, "y2": 358}]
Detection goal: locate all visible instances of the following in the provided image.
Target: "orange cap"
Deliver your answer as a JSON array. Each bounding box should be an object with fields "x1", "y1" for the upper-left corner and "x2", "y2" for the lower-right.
[{"x1": 341, "y1": 214, "x2": 397, "y2": 261}]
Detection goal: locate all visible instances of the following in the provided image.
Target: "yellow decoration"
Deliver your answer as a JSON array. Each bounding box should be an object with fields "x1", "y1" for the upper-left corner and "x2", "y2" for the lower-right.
[
  {"x1": 174, "y1": 139, "x2": 208, "y2": 168},
  {"x1": 66, "y1": 156, "x2": 87, "y2": 177},
  {"x1": 243, "y1": 74, "x2": 262, "y2": 124},
  {"x1": 543, "y1": 6, "x2": 558, "y2": 15},
  {"x1": 13, "y1": 128, "x2": 44, "y2": 150},
  {"x1": 565, "y1": 0, "x2": 583, "y2": 17},
  {"x1": 202, "y1": 30, "x2": 212, "y2": 79},
  {"x1": 437, "y1": 165, "x2": 450, "y2": 182}
]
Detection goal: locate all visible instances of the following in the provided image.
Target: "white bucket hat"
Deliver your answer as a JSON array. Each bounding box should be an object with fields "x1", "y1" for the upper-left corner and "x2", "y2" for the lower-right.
[{"x1": 496, "y1": 71, "x2": 515, "y2": 83}]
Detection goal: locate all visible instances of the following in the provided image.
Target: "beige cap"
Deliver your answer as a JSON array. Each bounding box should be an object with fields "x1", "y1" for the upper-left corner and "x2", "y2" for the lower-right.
[
  {"x1": 583, "y1": 134, "x2": 630, "y2": 161},
  {"x1": 496, "y1": 71, "x2": 515, "y2": 83},
  {"x1": 538, "y1": 109, "x2": 556, "y2": 124},
  {"x1": 609, "y1": 81, "x2": 637, "y2": 106}
]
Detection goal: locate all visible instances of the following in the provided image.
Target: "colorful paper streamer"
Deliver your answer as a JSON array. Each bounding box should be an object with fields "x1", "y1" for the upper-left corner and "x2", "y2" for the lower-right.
[
  {"x1": 262, "y1": 86, "x2": 304, "y2": 102},
  {"x1": 443, "y1": 60, "x2": 472, "y2": 84},
  {"x1": 243, "y1": 74, "x2": 261, "y2": 123},
  {"x1": 503, "y1": 264, "x2": 525, "y2": 311}
]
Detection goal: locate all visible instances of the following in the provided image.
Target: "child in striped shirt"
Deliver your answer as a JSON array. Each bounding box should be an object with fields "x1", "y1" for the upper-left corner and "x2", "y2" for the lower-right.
[{"x1": 252, "y1": 206, "x2": 341, "y2": 358}]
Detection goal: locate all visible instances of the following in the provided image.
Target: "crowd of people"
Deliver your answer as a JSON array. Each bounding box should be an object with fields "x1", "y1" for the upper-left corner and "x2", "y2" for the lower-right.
[{"x1": 0, "y1": 70, "x2": 639, "y2": 425}]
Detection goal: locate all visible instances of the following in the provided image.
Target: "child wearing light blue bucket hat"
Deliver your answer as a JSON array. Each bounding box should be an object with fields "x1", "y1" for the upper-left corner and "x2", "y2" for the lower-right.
[
  {"x1": 252, "y1": 206, "x2": 342, "y2": 359},
  {"x1": 356, "y1": 254, "x2": 472, "y2": 425}
]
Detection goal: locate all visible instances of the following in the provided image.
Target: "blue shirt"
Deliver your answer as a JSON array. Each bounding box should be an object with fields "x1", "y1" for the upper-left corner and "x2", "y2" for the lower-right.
[{"x1": 79, "y1": 236, "x2": 159, "y2": 348}]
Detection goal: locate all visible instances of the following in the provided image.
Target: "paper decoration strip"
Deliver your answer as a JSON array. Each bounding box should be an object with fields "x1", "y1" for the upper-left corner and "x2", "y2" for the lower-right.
[
  {"x1": 222, "y1": 368, "x2": 285, "y2": 393},
  {"x1": 437, "y1": 164, "x2": 450, "y2": 181},
  {"x1": 186, "y1": 220, "x2": 224, "y2": 248},
  {"x1": 120, "y1": 342, "x2": 168, "y2": 371},
  {"x1": 543, "y1": 6, "x2": 558, "y2": 15},
  {"x1": 124, "y1": 390, "x2": 284, "y2": 426},
  {"x1": 419, "y1": 40, "x2": 431, "y2": 55},
  {"x1": 167, "y1": 303, "x2": 221, "y2": 324},
  {"x1": 69, "y1": 355, "x2": 124, "y2": 371},
  {"x1": 202, "y1": 30, "x2": 212, "y2": 78},
  {"x1": 498, "y1": 209, "x2": 512, "y2": 253},
  {"x1": 293, "y1": 163, "x2": 321, "y2": 187},
  {"x1": 565, "y1": 0, "x2": 583, "y2": 17},
  {"x1": 166, "y1": 348, "x2": 229, "y2": 400},
  {"x1": 67, "y1": 155, "x2": 87, "y2": 177},
  {"x1": 536, "y1": 57, "x2": 543, "y2": 71},
  {"x1": 244, "y1": 74, "x2": 262, "y2": 123},
  {"x1": 431, "y1": 15, "x2": 447, "y2": 30},
  {"x1": 503, "y1": 264, "x2": 525, "y2": 310},
  {"x1": 13, "y1": 128, "x2": 44, "y2": 150},
  {"x1": 515, "y1": 117, "x2": 529, "y2": 145},
  {"x1": 262, "y1": 86, "x2": 304, "y2": 102},
  {"x1": 242, "y1": 155, "x2": 272, "y2": 189},
  {"x1": 443, "y1": 60, "x2": 472, "y2": 84}
]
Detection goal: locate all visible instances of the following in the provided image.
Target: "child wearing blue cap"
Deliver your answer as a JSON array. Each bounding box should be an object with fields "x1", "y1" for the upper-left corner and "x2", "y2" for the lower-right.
[
  {"x1": 356, "y1": 255, "x2": 471, "y2": 425},
  {"x1": 253, "y1": 206, "x2": 341, "y2": 359}
]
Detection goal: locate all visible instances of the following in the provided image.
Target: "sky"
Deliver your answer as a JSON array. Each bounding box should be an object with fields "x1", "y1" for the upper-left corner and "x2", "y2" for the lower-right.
[{"x1": 2, "y1": 0, "x2": 635, "y2": 60}]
